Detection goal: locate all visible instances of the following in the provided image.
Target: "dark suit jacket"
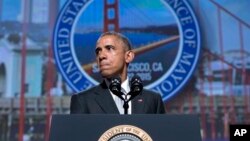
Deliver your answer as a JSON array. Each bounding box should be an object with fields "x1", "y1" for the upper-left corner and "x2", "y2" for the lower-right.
[{"x1": 70, "y1": 82, "x2": 166, "y2": 114}]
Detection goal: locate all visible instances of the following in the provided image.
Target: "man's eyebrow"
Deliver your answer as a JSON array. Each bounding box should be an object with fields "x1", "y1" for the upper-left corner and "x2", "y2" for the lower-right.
[
  {"x1": 95, "y1": 47, "x2": 100, "y2": 50},
  {"x1": 95, "y1": 47, "x2": 101, "y2": 53},
  {"x1": 104, "y1": 44, "x2": 115, "y2": 48}
]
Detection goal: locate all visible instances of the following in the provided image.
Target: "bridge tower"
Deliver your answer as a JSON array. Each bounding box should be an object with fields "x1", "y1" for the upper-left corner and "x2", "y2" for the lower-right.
[{"x1": 104, "y1": 0, "x2": 119, "y2": 32}]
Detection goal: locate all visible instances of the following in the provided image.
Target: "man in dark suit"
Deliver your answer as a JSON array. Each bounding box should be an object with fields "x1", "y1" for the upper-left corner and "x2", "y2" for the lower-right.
[{"x1": 70, "y1": 31, "x2": 165, "y2": 114}]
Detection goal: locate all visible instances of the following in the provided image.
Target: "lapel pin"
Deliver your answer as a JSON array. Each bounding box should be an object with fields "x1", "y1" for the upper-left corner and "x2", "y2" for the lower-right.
[{"x1": 138, "y1": 99, "x2": 143, "y2": 102}]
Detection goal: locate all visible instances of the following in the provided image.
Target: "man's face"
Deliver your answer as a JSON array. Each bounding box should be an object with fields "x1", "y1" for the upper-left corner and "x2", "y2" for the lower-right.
[{"x1": 95, "y1": 35, "x2": 131, "y2": 78}]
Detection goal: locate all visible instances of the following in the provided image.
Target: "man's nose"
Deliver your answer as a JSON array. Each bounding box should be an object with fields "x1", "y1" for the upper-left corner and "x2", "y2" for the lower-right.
[{"x1": 98, "y1": 51, "x2": 106, "y2": 61}]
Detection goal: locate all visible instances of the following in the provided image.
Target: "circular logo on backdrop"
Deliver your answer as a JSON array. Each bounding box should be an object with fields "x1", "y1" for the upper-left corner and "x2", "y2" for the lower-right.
[
  {"x1": 98, "y1": 125, "x2": 152, "y2": 141},
  {"x1": 53, "y1": 0, "x2": 200, "y2": 101}
]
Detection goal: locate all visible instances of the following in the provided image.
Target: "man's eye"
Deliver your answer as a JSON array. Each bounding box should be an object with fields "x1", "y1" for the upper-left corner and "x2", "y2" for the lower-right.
[
  {"x1": 106, "y1": 45, "x2": 114, "y2": 50},
  {"x1": 95, "y1": 49, "x2": 100, "y2": 55}
]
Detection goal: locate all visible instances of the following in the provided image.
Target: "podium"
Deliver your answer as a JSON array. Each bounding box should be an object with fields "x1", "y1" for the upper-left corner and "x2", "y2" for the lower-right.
[{"x1": 49, "y1": 114, "x2": 202, "y2": 141}]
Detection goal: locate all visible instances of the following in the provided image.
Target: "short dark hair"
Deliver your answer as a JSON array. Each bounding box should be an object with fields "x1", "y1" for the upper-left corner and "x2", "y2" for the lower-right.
[{"x1": 97, "y1": 31, "x2": 133, "y2": 51}]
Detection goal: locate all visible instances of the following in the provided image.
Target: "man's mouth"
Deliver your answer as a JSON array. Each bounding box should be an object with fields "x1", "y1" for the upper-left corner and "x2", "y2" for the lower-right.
[{"x1": 100, "y1": 64, "x2": 110, "y2": 69}]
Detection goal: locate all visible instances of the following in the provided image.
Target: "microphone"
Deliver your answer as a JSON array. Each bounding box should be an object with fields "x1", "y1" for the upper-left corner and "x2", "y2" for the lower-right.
[
  {"x1": 108, "y1": 75, "x2": 143, "y2": 114},
  {"x1": 128, "y1": 75, "x2": 143, "y2": 100},
  {"x1": 109, "y1": 76, "x2": 124, "y2": 100}
]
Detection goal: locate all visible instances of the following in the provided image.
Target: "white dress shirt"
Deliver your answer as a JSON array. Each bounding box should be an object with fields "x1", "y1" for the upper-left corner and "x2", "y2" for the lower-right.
[{"x1": 105, "y1": 77, "x2": 132, "y2": 114}]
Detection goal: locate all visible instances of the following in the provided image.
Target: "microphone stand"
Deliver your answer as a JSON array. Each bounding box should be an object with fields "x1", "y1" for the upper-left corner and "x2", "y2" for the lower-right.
[
  {"x1": 111, "y1": 91, "x2": 129, "y2": 114},
  {"x1": 122, "y1": 91, "x2": 140, "y2": 115},
  {"x1": 123, "y1": 101, "x2": 129, "y2": 114},
  {"x1": 123, "y1": 93, "x2": 129, "y2": 114}
]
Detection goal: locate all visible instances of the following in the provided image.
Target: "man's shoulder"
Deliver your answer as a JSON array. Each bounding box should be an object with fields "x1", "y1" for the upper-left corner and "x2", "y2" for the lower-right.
[
  {"x1": 141, "y1": 89, "x2": 165, "y2": 106},
  {"x1": 73, "y1": 84, "x2": 102, "y2": 98},
  {"x1": 142, "y1": 89, "x2": 162, "y2": 98}
]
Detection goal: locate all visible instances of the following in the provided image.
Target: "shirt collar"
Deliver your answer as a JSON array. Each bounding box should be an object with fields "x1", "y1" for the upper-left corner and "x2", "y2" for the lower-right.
[{"x1": 121, "y1": 77, "x2": 130, "y2": 93}]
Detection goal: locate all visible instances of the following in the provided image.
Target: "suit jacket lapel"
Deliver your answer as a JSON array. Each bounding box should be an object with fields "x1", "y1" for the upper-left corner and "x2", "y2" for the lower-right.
[
  {"x1": 94, "y1": 82, "x2": 120, "y2": 114},
  {"x1": 132, "y1": 94, "x2": 145, "y2": 114}
]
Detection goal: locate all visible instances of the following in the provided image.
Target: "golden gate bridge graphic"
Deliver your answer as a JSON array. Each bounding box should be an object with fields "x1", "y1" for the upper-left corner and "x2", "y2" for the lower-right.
[{"x1": 0, "y1": 0, "x2": 249, "y2": 141}]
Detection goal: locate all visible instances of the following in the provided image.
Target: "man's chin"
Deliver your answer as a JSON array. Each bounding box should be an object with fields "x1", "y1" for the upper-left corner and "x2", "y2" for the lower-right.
[
  {"x1": 100, "y1": 72, "x2": 112, "y2": 78},
  {"x1": 100, "y1": 72, "x2": 117, "y2": 79}
]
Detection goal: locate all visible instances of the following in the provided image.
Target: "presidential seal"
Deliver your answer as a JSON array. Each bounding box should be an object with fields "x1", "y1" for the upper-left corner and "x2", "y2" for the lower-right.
[
  {"x1": 98, "y1": 125, "x2": 152, "y2": 141},
  {"x1": 53, "y1": 0, "x2": 200, "y2": 101}
]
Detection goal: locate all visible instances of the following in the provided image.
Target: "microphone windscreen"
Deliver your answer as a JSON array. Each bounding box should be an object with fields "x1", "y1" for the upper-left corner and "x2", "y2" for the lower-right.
[
  {"x1": 109, "y1": 76, "x2": 121, "y2": 95},
  {"x1": 130, "y1": 75, "x2": 143, "y2": 93}
]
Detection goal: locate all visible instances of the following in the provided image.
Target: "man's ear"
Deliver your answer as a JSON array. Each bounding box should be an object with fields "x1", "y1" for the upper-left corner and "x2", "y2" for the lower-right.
[{"x1": 125, "y1": 50, "x2": 135, "y2": 63}]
